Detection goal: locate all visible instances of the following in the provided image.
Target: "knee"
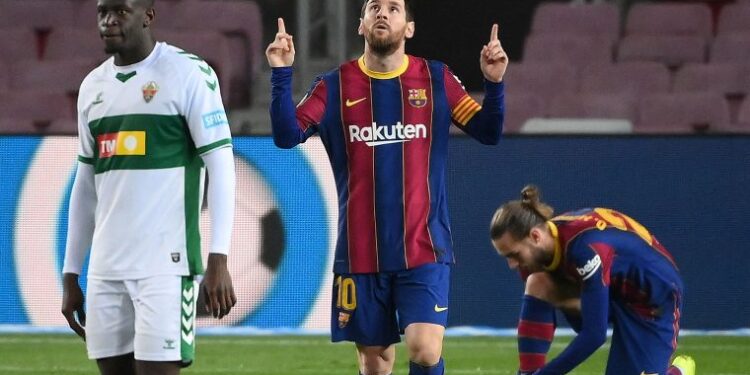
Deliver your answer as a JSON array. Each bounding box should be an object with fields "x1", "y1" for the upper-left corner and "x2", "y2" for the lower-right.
[
  {"x1": 524, "y1": 273, "x2": 556, "y2": 301},
  {"x1": 358, "y1": 345, "x2": 395, "y2": 375},
  {"x1": 406, "y1": 338, "x2": 442, "y2": 366}
]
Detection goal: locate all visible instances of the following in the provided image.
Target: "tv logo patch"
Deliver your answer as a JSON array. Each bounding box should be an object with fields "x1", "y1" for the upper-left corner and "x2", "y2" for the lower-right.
[
  {"x1": 97, "y1": 131, "x2": 146, "y2": 158},
  {"x1": 202, "y1": 110, "x2": 228, "y2": 129}
]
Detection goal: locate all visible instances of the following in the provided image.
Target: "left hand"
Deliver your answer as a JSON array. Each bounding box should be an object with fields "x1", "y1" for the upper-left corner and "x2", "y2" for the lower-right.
[
  {"x1": 201, "y1": 253, "x2": 237, "y2": 319},
  {"x1": 480, "y1": 24, "x2": 508, "y2": 83}
]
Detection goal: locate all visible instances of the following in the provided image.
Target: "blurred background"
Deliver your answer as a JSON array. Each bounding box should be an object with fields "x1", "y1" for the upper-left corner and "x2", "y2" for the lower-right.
[{"x1": 0, "y1": 0, "x2": 748, "y2": 334}]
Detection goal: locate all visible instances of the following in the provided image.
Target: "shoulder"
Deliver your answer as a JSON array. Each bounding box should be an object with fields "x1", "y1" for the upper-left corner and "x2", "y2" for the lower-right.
[
  {"x1": 154, "y1": 42, "x2": 213, "y2": 80},
  {"x1": 79, "y1": 58, "x2": 112, "y2": 91}
]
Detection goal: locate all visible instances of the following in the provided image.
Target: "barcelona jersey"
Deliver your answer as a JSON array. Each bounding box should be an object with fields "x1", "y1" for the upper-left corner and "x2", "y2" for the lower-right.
[
  {"x1": 537, "y1": 207, "x2": 683, "y2": 375},
  {"x1": 270, "y1": 55, "x2": 504, "y2": 273}
]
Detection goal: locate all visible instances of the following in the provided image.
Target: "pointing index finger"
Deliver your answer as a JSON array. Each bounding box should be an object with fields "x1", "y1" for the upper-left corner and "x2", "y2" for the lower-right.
[
  {"x1": 490, "y1": 23, "x2": 499, "y2": 42},
  {"x1": 278, "y1": 18, "x2": 286, "y2": 34}
]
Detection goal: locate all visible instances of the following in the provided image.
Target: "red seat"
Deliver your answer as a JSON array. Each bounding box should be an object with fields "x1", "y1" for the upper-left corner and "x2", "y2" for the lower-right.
[
  {"x1": 717, "y1": 3, "x2": 750, "y2": 35},
  {"x1": 580, "y1": 62, "x2": 671, "y2": 96},
  {"x1": 0, "y1": 28, "x2": 39, "y2": 64},
  {"x1": 737, "y1": 97, "x2": 750, "y2": 127},
  {"x1": 548, "y1": 93, "x2": 637, "y2": 123},
  {"x1": 45, "y1": 119, "x2": 79, "y2": 136},
  {"x1": 531, "y1": 2, "x2": 620, "y2": 41},
  {"x1": 0, "y1": 90, "x2": 75, "y2": 123},
  {"x1": 0, "y1": 117, "x2": 43, "y2": 135},
  {"x1": 10, "y1": 59, "x2": 94, "y2": 93},
  {"x1": 505, "y1": 63, "x2": 578, "y2": 104},
  {"x1": 637, "y1": 92, "x2": 730, "y2": 133},
  {"x1": 502, "y1": 92, "x2": 546, "y2": 134},
  {"x1": 45, "y1": 28, "x2": 109, "y2": 64},
  {"x1": 0, "y1": 1, "x2": 76, "y2": 30},
  {"x1": 710, "y1": 33, "x2": 750, "y2": 63},
  {"x1": 617, "y1": 35, "x2": 707, "y2": 68},
  {"x1": 524, "y1": 34, "x2": 614, "y2": 67},
  {"x1": 625, "y1": 3, "x2": 712, "y2": 39},
  {"x1": 673, "y1": 63, "x2": 749, "y2": 97}
]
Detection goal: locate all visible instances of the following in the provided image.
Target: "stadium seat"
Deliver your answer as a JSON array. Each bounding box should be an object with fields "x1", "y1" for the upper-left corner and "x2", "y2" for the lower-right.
[
  {"x1": 523, "y1": 34, "x2": 614, "y2": 67},
  {"x1": 153, "y1": 29, "x2": 234, "y2": 104},
  {"x1": 580, "y1": 62, "x2": 671, "y2": 96},
  {"x1": 637, "y1": 92, "x2": 731, "y2": 133},
  {"x1": 673, "y1": 63, "x2": 749, "y2": 97},
  {"x1": 0, "y1": 117, "x2": 44, "y2": 135},
  {"x1": 0, "y1": 62, "x2": 8, "y2": 93},
  {"x1": 710, "y1": 33, "x2": 750, "y2": 63},
  {"x1": 9, "y1": 59, "x2": 94, "y2": 94},
  {"x1": 736, "y1": 97, "x2": 750, "y2": 129},
  {"x1": 548, "y1": 93, "x2": 637, "y2": 124},
  {"x1": 617, "y1": 35, "x2": 707, "y2": 68},
  {"x1": 0, "y1": 0, "x2": 76, "y2": 30},
  {"x1": 0, "y1": 28, "x2": 39, "y2": 64},
  {"x1": 504, "y1": 63, "x2": 578, "y2": 103},
  {"x1": 45, "y1": 28, "x2": 109, "y2": 65},
  {"x1": 531, "y1": 2, "x2": 620, "y2": 41},
  {"x1": 45, "y1": 119, "x2": 79, "y2": 136},
  {"x1": 625, "y1": 3, "x2": 713, "y2": 39},
  {"x1": 717, "y1": 3, "x2": 750, "y2": 35},
  {"x1": 0, "y1": 91, "x2": 75, "y2": 123},
  {"x1": 502, "y1": 92, "x2": 546, "y2": 134}
]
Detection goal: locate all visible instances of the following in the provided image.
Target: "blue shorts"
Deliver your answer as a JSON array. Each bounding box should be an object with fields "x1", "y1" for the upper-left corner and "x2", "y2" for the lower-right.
[
  {"x1": 330, "y1": 262, "x2": 450, "y2": 346},
  {"x1": 605, "y1": 287, "x2": 683, "y2": 375}
]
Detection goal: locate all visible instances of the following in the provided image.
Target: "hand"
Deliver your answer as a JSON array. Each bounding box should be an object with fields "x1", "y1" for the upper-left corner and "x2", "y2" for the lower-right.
[
  {"x1": 265, "y1": 17, "x2": 295, "y2": 67},
  {"x1": 61, "y1": 273, "x2": 86, "y2": 340},
  {"x1": 480, "y1": 24, "x2": 508, "y2": 83},
  {"x1": 201, "y1": 253, "x2": 237, "y2": 319}
]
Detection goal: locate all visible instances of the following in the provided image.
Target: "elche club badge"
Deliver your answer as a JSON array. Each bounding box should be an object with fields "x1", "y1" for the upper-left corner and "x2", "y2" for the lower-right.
[{"x1": 142, "y1": 81, "x2": 159, "y2": 103}]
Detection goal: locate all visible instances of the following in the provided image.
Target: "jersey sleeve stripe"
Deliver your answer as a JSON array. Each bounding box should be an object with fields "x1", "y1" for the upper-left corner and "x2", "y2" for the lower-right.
[
  {"x1": 196, "y1": 138, "x2": 232, "y2": 155},
  {"x1": 78, "y1": 155, "x2": 94, "y2": 164},
  {"x1": 451, "y1": 95, "x2": 473, "y2": 117},
  {"x1": 456, "y1": 102, "x2": 482, "y2": 125}
]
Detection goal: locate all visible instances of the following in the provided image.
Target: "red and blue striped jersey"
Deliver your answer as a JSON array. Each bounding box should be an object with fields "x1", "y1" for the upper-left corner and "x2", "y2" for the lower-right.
[
  {"x1": 537, "y1": 207, "x2": 683, "y2": 374},
  {"x1": 270, "y1": 55, "x2": 504, "y2": 273}
]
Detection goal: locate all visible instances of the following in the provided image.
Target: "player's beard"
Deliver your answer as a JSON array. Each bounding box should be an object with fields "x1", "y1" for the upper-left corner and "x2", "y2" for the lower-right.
[{"x1": 365, "y1": 25, "x2": 406, "y2": 57}]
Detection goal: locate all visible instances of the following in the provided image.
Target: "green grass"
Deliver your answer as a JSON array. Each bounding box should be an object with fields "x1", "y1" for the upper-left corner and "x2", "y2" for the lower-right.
[{"x1": 0, "y1": 334, "x2": 747, "y2": 374}]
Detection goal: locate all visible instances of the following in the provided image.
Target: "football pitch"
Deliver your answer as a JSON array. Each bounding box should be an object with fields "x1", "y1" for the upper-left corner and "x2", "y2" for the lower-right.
[{"x1": 0, "y1": 334, "x2": 747, "y2": 374}]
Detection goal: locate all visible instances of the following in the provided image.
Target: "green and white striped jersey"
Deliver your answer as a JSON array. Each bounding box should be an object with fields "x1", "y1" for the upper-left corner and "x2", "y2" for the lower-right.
[{"x1": 76, "y1": 42, "x2": 231, "y2": 280}]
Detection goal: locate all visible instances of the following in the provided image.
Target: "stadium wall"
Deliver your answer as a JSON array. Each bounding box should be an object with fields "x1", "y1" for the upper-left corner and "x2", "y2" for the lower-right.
[{"x1": 0, "y1": 135, "x2": 747, "y2": 331}]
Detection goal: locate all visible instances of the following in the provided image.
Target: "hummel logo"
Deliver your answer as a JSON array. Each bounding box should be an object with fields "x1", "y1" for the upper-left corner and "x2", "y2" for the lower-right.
[
  {"x1": 92, "y1": 92, "x2": 104, "y2": 105},
  {"x1": 434, "y1": 304, "x2": 448, "y2": 312},
  {"x1": 345, "y1": 97, "x2": 367, "y2": 107}
]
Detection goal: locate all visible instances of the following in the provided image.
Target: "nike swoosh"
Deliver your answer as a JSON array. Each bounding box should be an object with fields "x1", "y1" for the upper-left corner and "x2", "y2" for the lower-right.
[
  {"x1": 434, "y1": 304, "x2": 448, "y2": 312},
  {"x1": 345, "y1": 97, "x2": 367, "y2": 107}
]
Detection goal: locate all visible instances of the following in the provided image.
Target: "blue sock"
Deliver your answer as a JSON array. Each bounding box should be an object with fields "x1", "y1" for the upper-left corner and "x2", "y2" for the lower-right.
[
  {"x1": 518, "y1": 295, "x2": 556, "y2": 373},
  {"x1": 409, "y1": 357, "x2": 444, "y2": 375}
]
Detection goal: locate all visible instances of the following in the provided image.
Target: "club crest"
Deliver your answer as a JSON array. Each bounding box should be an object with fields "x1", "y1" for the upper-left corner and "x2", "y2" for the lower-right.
[
  {"x1": 142, "y1": 81, "x2": 159, "y2": 103},
  {"x1": 408, "y1": 88, "x2": 428, "y2": 108}
]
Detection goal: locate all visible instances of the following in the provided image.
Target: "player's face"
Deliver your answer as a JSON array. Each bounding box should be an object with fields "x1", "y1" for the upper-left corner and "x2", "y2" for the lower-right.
[
  {"x1": 359, "y1": 0, "x2": 414, "y2": 56},
  {"x1": 97, "y1": 0, "x2": 152, "y2": 55},
  {"x1": 492, "y1": 230, "x2": 551, "y2": 274}
]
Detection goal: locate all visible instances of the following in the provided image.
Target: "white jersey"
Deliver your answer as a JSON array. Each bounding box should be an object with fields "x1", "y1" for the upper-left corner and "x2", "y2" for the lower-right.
[{"x1": 76, "y1": 42, "x2": 232, "y2": 280}]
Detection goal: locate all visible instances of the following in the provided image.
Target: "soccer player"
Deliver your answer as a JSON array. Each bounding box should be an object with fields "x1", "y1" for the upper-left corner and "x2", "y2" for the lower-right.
[
  {"x1": 489, "y1": 185, "x2": 695, "y2": 375},
  {"x1": 60, "y1": 1, "x2": 237, "y2": 374},
  {"x1": 265, "y1": 0, "x2": 506, "y2": 374}
]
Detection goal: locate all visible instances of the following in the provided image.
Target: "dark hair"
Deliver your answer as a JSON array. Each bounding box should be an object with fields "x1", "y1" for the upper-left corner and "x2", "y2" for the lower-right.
[
  {"x1": 489, "y1": 185, "x2": 554, "y2": 241},
  {"x1": 361, "y1": 0, "x2": 414, "y2": 22}
]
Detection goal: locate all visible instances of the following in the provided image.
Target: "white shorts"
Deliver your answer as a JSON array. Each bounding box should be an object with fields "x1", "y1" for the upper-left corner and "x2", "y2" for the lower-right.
[{"x1": 85, "y1": 275, "x2": 198, "y2": 364}]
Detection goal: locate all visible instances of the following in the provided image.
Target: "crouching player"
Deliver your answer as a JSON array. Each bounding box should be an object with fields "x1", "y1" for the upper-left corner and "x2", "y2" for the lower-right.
[{"x1": 489, "y1": 185, "x2": 695, "y2": 375}]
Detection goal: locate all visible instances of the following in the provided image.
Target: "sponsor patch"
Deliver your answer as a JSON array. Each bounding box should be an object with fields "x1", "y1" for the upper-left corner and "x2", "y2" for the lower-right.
[
  {"x1": 202, "y1": 110, "x2": 228, "y2": 129},
  {"x1": 576, "y1": 254, "x2": 602, "y2": 281},
  {"x1": 408, "y1": 88, "x2": 428, "y2": 108},
  {"x1": 97, "y1": 131, "x2": 146, "y2": 158}
]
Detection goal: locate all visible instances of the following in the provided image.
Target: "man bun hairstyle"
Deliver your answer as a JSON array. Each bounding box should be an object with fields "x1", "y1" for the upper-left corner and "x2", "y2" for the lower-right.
[{"x1": 489, "y1": 184, "x2": 554, "y2": 241}]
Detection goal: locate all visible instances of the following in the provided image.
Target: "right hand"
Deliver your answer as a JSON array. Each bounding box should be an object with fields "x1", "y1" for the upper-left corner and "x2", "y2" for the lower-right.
[
  {"x1": 265, "y1": 17, "x2": 295, "y2": 67},
  {"x1": 61, "y1": 273, "x2": 86, "y2": 340}
]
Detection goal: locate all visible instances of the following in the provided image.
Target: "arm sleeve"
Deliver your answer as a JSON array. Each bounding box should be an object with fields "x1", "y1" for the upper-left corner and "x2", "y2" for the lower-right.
[
  {"x1": 269, "y1": 67, "x2": 327, "y2": 148},
  {"x1": 201, "y1": 147, "x2": 235, "y2": 255},
  {"x1": 443, "y1": 65, "x2": 504, "y2": 145},
  {"x1": 182, "y1": 61, "x2": 233, "y2": 156},
  {"x1": 62, "y1": 162, "x2": 96, "y2": 275},
  {"x1": 538, "y1": 244, "x2": 610, "y2": 375}
]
